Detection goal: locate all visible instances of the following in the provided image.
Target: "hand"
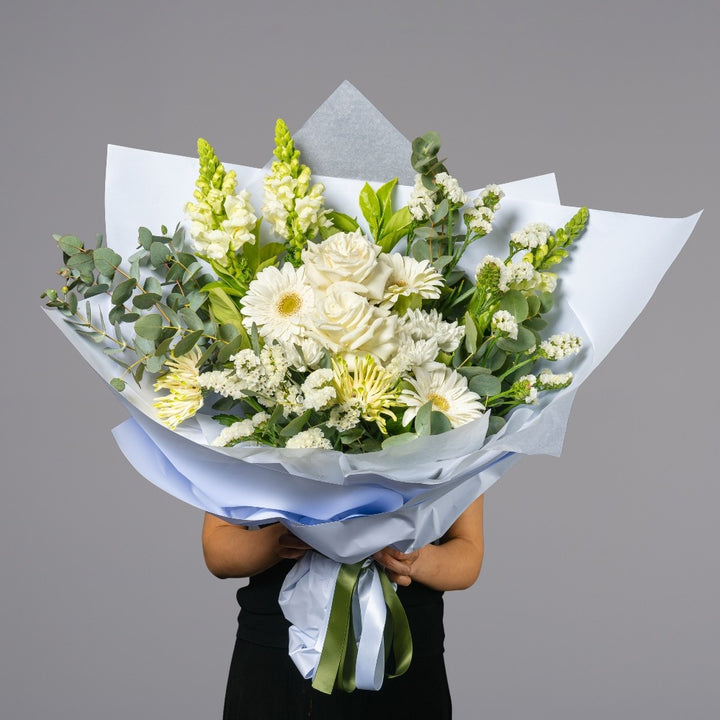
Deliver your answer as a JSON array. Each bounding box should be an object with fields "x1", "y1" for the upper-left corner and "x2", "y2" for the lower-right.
[
  {"x1": 277, "y1": 531, "x2": 312, "y2": 560},
  {"x1": 373, "y1": 546, "x2": 422, "y2": 587}
]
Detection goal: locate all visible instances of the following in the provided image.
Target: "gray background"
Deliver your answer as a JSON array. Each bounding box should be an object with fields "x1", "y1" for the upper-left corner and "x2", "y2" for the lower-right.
[{"x1": 2, "y1": 0, "x2": 718, "y2": 718}]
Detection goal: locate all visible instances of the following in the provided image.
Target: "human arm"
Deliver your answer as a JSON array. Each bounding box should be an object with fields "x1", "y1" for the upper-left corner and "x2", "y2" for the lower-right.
[
  {"x1": 201, "y1": 513, "x2": 310, "y2": 579},
  {"x1": 372, "y1": 495, "x2": 484, "y2": 591}
]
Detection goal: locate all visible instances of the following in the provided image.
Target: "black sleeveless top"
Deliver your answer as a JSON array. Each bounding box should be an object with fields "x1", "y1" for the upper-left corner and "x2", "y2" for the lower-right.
[{"x1": 236, "y1": 559, "x2": 445, "y2": 656}]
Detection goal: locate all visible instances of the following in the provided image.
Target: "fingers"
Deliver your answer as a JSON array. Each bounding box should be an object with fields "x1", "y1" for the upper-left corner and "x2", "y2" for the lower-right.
[
  {"x1": 277, "y1": 532, "x2": 312, "y2": 560},
  {"x1": 373, "y1": 547, "x2": 421, "y2": 583}
]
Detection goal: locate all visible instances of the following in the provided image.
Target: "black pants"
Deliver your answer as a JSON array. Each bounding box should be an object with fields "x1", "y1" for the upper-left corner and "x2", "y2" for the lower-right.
[{"x1": 223, "y1": 637, "x2": 452, "y2": 720}]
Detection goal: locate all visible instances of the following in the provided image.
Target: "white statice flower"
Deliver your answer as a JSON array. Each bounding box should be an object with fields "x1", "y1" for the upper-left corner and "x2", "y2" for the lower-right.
[
  {"x1": 231, "y1": 349, "x2": 266, "y2": 392},
  {"x1": 153, "y1": 347, "x2": 204, "y2": 429},
  {"x1": 379, "y1": 253, "x2": 444, "y2": 306},
  {"x1": 301, "y1": 368, "x2": 336, "y2": 411},
  {"x1": 211, "y1": 419, "x2": 255, "y2": 447},
  {"x1": 399, "y1": 308, "x2": 465, "y2": 353},
  {"x1": 399, "y1": 363, "x2": 485, "y2": 428},
  {"x1": 222, "y1": 191, "x2": 257, "y2": 250},
  {"x1": 475, "y1": 184, "x2": 505, "y2": 208},
  {"x1": 313, "y1": 283, "x2": 399, "y2": 368},
  {"x1": 295, "y1": 183, "x2": 327, "y2": 235},
  {"x1": 327, "y1": 402, "x2": 362, "y2": 431},
  {"x1": 537, "y1": 369, "x2": 573, "y2": 390},
  {"x1": 539, "y1": 333, "x2": 583, "y2": 360},
  {"x1": 408, "y1": 174, "x2": 436, "y2": 221},
  {"x1": 241, "y1": 263, "x2": 316, "y2": 348},
  {"x1": 465, "y1": 205, "x2": 494, "y2": 235},
  {"x1": 511, "y1": 222, "x2": 553, "y2": 250},
  {"x1": 198, "y1": 368, "x2": 248, "y2": 400},
  {"x1": 513, "y1": 374, "x2": 538, "y2": 404},
  {"x1": 260, "y1": 344, "x2": 290, "y2": 390},
  {"x1": 491, "y1": 310, "x2": 519, "y2": 340},
  {"x1": 285, "y1": 427, "x2": 333, "y2": 449},
  {"x1": 475, "y1": 255, "x2": 510, "y2": 293},
  {"x1": 434, "y1": 172, "x2": 468, "y2": 205},
  {"x1": 274, "y1": 382, "x2": 305, "y2": 416},
  {"x1": 302, "y1": 230, "x2": 391, "y2": 302},
  {"x1": 507, "y1": 260, "x2": 540, "y2": 291}
]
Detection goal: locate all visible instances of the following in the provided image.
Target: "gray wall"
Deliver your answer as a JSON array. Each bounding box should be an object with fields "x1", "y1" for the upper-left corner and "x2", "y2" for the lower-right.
[{"x1": 2, "y1": 1, "x2": 718, "y2": 717}]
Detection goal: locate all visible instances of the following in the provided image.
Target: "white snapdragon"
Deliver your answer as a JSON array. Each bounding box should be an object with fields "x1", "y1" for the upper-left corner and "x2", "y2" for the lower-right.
[
  {"x1": 222, "y1": 191, "x2": 258, "y2": 250},
  {"x1": 262, "y1": 169, "x2": 295, "y2": 238},
  {"x1": 511, "y1": 222, "x2": 553, "y2": 250},
  {"x1": 295, "y1": 183, "x2": 328, "y2": 235},
  {"x1": 408, "y1": 174, "x2": 436, "y2": 221},
  {"x1": 539, "y1": 333, "x2": 583, "y2": 360},
  {"x1": 301, "y1": 369, "x2": 336, "y2": 411},
  {"x1": 491, "y1": 310, "x2": 519, "y2": 340},
  {"x1": 285, "y1": 427, "x2": 333, "y2": 449},
  {"x1": 434, "y1": 172, "x2": 468, "y2": 205}
]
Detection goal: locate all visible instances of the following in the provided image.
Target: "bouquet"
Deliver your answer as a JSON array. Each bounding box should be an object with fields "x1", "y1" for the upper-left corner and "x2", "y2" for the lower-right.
[{"x1": 42, "y1": 83, "x2": 700, "y2": 693}]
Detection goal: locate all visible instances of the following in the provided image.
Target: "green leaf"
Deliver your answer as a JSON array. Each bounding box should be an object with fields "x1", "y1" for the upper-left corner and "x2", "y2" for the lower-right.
[
  {"x1": 217, "y1": 334, "x2": 245, "y2": 363},
  {"x1": 279, "y1": 410, "x2": 312, "y2": 438},
  {"x1": 464, "y1": 312, "x2": 477, "y2": 354},
  {"x1": 143, "y1": 276, "x2": 162, "y2": 295},
  {"x1": 499, "y1": 290, "x2": 529, "y2": 322},
  {"x1": 469, "y1": 374, "x2": 502, "y2": 397},
  {"x1": 496, "y1": 326, "x2": 536, "y2": 353},
  {"x1": 138, "y1": 227, "x2": 153, "y2": 250},
  {"x1": 487, "y1": 414, "x2": 506, "y2": 435},
  {"x1": 359, "y1": 183, "x2": 381, "y2": 236},
  {"x1": 134, "y1": 313, "x2": 162, "y2": 340},
  {"x1": 112, "y1": 278, "x2": 136, "y2": 305},
  {"x1": 67, "y1": 252, "x2": 95, "y2": 275},
  {"x1": 67, "y1": 291, "x2": 78, "y2": 314},
  {"x1": 539, "y1": 291, "x2": 554, "y2": 313},
  {"x1": 179, "y1": 306, "x2": 204, "y2": 331},
  {"x1": 134, "y1": 334, "x2": 156, "y2": 356},
  {"x1": 173, "y1": 329, "x2": 204, "y2": 357},
  {"x1": 212, "y1": 414, "x2": 242, "y2": 427},
  {"x1": 457, "y1": 366, "x2": 492, "y2": 378},
  {"x1": 57, "y1": 235, "x2": 84, "y2": 255},
  {"x1": 132, "y1": 292, "x2": 162, "y2": 309},
  {"x1": 327, "y1": 211, "x2": 360, "y2": 233},
  {"x1": 485, "y1": 346, "x2": 507, "y2": 372},
  {"x1": 411, "y1": 240, "x2": 431, "y2": 262},
  {"x1": 375, "y1": 178, "x2": 397, "y2": 215},
  {"x1": 523, "y1": 316, "x2": 548, "y2": 332},
  {"x1": 93, "y1": 247, "x2": 122, "y2": 277},
  {"x1": 430, "y1": 411, "x2": 453, "y2": 435},
  {"x1": 84, "y1": 283, "x2": 109, "y2": 299},
  {"x1": 431, "y1": 198, "x2": 449, "y2": 224},
  {"x1": 339, "y1": 427, "x2": 365, "y2": 444},
  {"x1": 378, "y1": 206, "x2": 413, "y2": 252},
  {"x1": 207, "y1": 287, "x2": 245, "y2": 332},
  {"x1": 110, "y1": 377, "x2": 126, "y2": 392},
  {"x1": 381, "y1": 433, "x2": 418, "y2": 449},
  {"x1": 149, "y1": 241, "x2": 170, "y2": 268},
  {"x1": 145, "y1": 354, "x2": 165, "y2": 374},
  {"x1": 415, "y1": 401, "x2": 434, "y2": 436},
  {"x1": 526, "y1": 295, "x2": 541, "y2": 317}
]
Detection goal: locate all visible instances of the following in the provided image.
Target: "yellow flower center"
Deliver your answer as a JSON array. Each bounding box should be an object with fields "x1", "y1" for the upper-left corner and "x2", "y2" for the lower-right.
[
  {"x1": 276, "y1": 292, "x2": 302, "y2": 316},
  {"x1": 428, "y1": 393, "x2": 450, "y2": 412}
]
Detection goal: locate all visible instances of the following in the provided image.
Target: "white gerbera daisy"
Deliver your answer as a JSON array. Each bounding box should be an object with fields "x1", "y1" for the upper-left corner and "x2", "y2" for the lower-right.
[
  {"x1": 379, "y1": 253, "x2": 444, "y2": 306},
  {"x1": 241, "y1": 263, "x2": 315, "y2": 347},
  {"x1": 399, "y1": 363, "x2": 485, "y2": 428}
]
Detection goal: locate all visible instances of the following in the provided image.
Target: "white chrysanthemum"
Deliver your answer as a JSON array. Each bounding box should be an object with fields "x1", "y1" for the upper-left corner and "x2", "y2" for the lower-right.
[
  {"x1": 301, "y1": 368, "x2": 336, "y2": 411},
  {"x1": 399, "y1": 363, "x2": 484, "y2": 428},
  {"x1": 386, "y1": 336, "x2": 440, "y2": 378},
  {"x1": 399, "y1": 308, "x2": 465, "y2": 353},
  {"x1": 434, "y1": 172, "x2": 468, "y2": 205},
  {"x1": 537, "y1": 369, "x2": 573, "y2": 390},
  {"x1": 408, "y1": 174, "x2": 436, "y2": 221},
  {"x1": 475, "y1": 255, "x2": 510, "y2": 292},
  {"x1": 491, "y1": 310, "x2": 519, "y2": 340},
  {"x1": 222, "y1": 191, "x2": 257, "y2": 250},
  {"x1": 380, "y1": 253, "x2": 444, "y2": 306},
  {"x1": 153, "y1": 347, "x2": 204, "y2": 429},
  {"x1": 539, "y1": 333, "x2": 582, "y2": 360},
  {"x1": 511, "y1": 222, "x2": 553, "y2": 249},
  {"x1": 285, "y1": 427, "x2": 332, "y2": 449},
  {"x1": 241, "y1": 264, "x2": 315, "y2": 347}
]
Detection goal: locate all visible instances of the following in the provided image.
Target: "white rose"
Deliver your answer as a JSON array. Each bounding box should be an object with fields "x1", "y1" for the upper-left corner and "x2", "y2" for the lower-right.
[
  {"x1": 301, "y1": 230, "x2": 391, "y2": 302},
  {"x1": 312, "y1": 282, "x2": 398, "y2": 367}
]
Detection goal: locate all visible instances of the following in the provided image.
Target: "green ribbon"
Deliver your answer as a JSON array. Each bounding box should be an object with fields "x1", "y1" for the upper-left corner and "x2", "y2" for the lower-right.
[{"x1": 311, "y1": 560, "x2": 414, "y2": 695}]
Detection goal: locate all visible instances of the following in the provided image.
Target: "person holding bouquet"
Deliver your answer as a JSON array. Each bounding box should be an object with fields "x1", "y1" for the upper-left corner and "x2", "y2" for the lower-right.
[{"x1": 203, "y1": 496, "x2": 485, "y2": 719}]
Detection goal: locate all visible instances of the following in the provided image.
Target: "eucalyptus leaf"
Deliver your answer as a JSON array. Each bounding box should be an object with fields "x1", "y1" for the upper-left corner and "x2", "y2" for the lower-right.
[
  {"x1": 415, "y1": 401, "x2": 434, "y2": 436},
  {"x1": 149, "y1": 241, "x2": 170, "y2": 268},
  {"x1": 469, "y1": 374, "x2": 502, "y2": 397},
  {"x1": 93, "y1": 247, "x2": 121, "y2": 277},
  {"x1": 134, "y1": 313, "x2": 162, "y2": 340},
  {"x1": 132, "y1": 292, "x2": 162, "y2": 309},
  {"x1": 143, "y1": 276, "x2": 162, "y2": 295},
  {"x1": 411, "y1": 240, "x2": 431, "y2": 262},
  {"x1": 487, "y1": 414, "x2": 506, "y2": 435},
  {"x1": 526, "y1": 295, "x2": 541, "y2": 317},
  {"x1": 138, "y1": 227, "x2": 153, "y2": 250},
  {"x1": 464, "y1": 312, "x2": 477, "y2": 354},
  {"x1": 539, "y1": 291, "x2": 554, "y2": 313},
  {"x1": 173, "y1": 329, "x2": 204, "y2": 356},
  {"x1": 179, "y1": 307, "x2": 204, "y2": 331},
  {"x1": 496, "y1": 326, "x2": 536, "y2": 353},
  {"x1": 84, "y1": 283, "x2": 109, "y2": 299},
  {"x1": 58, "y1": 235, "x2": 84, "y2": 256},
  {"x1": 381, "y1": 433, "x2": 418, "y2": 449},
  {"x1": 110, "y1": 377, "x2": 126, "y2": 392},
  {"x1": 498, "y1": 290, "x2": 529, "y2": 322},
  {"x1": 430, "y1": 411, "x2": 453, "y2": 435},
  {"x1": 524, "y1": 316, "x2": 548, "y2": 332},
  {"x1": 112, "y1": 278, "x2": 136, "y2": 305},
  {"x1": 67, "y1": 252, "x2": 95, "y2": 275},
  {"x1": 217, "y1": 334, "x2": 245, "y2": 363},
  {"x1": 145, "y1": 354, "x2": 166, "y2": 373},
  {"x1": 279, "y1": 411, "x2": 312, "y2": 438}
]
